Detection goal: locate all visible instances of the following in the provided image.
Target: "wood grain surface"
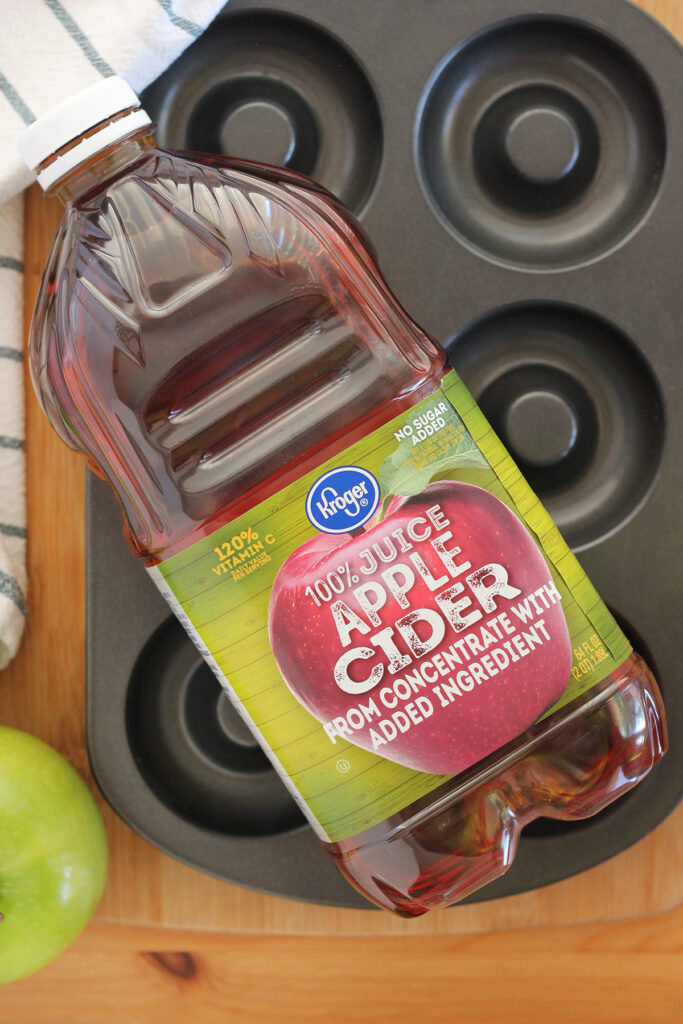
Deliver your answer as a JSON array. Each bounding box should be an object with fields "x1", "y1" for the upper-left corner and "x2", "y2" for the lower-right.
[
  {"x1": 1, "y1": 0, "x2": 681, "y2": 1018},
  {"x1": 4, "y1": 907, "x2": 683, "y2": 1024}
]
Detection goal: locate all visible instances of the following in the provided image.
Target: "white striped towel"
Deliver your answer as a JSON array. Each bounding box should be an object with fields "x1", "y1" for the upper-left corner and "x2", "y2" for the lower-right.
[{"x1": 0, "y1": 0, "x2": 226, "y2": 670}]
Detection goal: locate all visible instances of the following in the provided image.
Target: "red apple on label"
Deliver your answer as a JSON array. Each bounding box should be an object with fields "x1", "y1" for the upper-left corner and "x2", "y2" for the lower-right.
[{"x1": 269, "y1": 481, "x2": 571, "y2": 775}]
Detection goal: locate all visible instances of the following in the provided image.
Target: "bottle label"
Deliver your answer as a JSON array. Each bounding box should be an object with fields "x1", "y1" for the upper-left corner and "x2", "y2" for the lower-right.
[{"x1": 148, "y1": 371, "x2": 631, "y2": 843}]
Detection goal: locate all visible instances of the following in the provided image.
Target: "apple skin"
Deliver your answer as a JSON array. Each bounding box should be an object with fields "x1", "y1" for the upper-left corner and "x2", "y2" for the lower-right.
[
  {"x1": 0, "y1": 726, "x2": 108, "y2": 985},
  {"x1": 269, "y1": 481, "x2": 572, "y2": 775}
]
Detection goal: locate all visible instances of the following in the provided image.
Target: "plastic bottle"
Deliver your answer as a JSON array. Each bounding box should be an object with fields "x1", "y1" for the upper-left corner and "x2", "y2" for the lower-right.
[{"x1": 20, "y1": 78, "x2": 667, "y2": 916}]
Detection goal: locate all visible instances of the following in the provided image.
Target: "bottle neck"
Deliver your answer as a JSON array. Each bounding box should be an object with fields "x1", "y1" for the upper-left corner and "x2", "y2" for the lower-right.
[{"x1": 43, "y1": 125, "x2": 157, "y2": 204}]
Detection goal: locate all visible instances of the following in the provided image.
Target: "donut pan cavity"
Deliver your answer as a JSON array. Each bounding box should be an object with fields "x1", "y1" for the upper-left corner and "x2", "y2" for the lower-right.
[{"x1": 87, "y1": 0, "x2": 682, "y2": 909}]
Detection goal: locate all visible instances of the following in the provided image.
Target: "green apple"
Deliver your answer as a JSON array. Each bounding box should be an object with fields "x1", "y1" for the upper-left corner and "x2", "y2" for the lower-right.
[{"x1": 0, "y1": 725, "x2": 108, "y2": 984}]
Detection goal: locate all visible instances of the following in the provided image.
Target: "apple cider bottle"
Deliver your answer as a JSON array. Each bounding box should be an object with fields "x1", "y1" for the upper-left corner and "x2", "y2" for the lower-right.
[{"x1": 21, "y1": 79, "x2": 666, "y2": 915}]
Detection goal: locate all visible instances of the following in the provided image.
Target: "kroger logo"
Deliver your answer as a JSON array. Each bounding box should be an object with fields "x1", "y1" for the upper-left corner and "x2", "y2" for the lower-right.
[{"x1": 306, "y1": 466, "x2": 380, "y2": 534}]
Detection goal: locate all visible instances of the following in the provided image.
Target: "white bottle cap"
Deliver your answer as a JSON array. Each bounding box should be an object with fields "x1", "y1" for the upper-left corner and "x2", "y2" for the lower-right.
[{"x1": 18, "y1": 76, "x2": 152, "y2": 191}]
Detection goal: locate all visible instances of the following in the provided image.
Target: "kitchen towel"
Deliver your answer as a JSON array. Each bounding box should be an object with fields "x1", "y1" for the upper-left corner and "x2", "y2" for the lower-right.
[{"x1": 0, "y1": 0, "x2": 226, "y2": 669}]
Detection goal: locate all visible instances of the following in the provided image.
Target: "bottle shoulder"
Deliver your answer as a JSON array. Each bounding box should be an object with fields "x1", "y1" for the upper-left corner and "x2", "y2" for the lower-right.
[
  {"x1": 66, "y1": 148, "x2": 390, "y2": 302},
  {"x1": 36, "y1": 146, "x2": 442, "y2": 387},
  {"x1": 29, "y1": 146, "x2": 445, "y2": 557}
]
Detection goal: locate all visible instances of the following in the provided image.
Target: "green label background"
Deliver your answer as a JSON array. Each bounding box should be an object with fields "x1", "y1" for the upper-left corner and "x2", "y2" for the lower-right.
[{"x1": 155, "y1": 372, "x2": 631, "y2": 843}]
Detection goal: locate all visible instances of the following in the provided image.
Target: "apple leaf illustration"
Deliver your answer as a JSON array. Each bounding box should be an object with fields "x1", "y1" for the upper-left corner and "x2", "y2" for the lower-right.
[{"x1": 379, "y1": 394, "x2": 488, "y2": 503}]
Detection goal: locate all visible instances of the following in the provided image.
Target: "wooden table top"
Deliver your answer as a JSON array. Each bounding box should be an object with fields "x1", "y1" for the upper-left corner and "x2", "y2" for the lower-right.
[{"x1": 2, "y1": 1, "x2": 682, "y2": 1019}]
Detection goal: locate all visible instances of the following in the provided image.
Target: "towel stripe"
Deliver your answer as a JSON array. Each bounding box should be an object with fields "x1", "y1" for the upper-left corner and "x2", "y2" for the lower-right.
[
  {"x1": 43, "y1": 0, "x2": 115, "y2": 76},
  {"x1": 0, "y1": 346, "x2": 22, "y2": 361},
  {"x1": 0, "y1": 69, "x2": 35, "y2": 124},
  {"x1": 0, "y1": 256, "x2": 23, "y2": 272},
  {"x1": 0, "y1": 524, "x2": 26, "y2": 539},
  {"x1": 0, "y1": 436, "x2": 25, "y2": 450},
  {"x1": 0, "y1": 570, "x2": 27, "y2": 616},
  {"x1": 156, "y1": 0, "x2": 203, "y2": 38}
]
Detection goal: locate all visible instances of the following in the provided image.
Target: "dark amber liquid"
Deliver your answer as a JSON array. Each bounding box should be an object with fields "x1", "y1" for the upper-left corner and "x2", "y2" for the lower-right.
[{"x1": 31, "y1": 133, "x2": 667, "y2": 915}]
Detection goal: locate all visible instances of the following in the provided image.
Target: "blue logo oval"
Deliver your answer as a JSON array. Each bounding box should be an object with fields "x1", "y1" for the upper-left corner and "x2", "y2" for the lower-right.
[{"x1": 306, "y1": 466, "x2": 380, "y2": 534}]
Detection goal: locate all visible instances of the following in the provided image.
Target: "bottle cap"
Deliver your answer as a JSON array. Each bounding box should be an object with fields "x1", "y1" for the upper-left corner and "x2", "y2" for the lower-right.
[{"x1": 18, "y1": 76, "x2": 152, "y2": 191}]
